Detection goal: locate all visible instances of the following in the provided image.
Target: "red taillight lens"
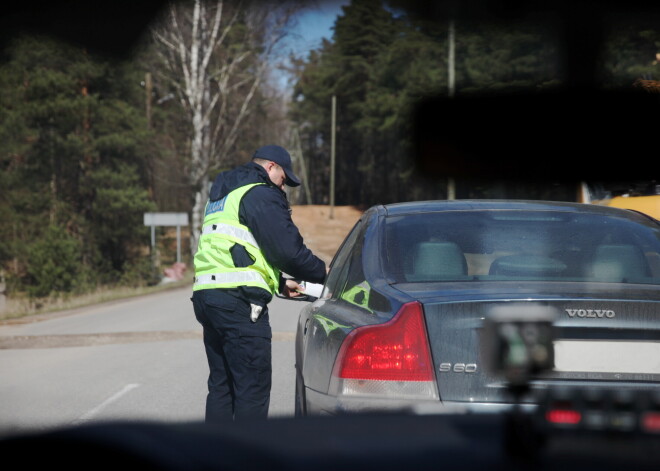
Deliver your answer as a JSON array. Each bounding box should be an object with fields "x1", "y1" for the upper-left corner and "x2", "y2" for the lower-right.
[
  {"x1": 642, "y1": 412, "x2": 660, "y2": 433},
  {"x1": 546, "y1": 409, "x2": 582, "y2": 425},
  {"x1": 334, "y1": 302, "x2": 435, "y2": 382}
]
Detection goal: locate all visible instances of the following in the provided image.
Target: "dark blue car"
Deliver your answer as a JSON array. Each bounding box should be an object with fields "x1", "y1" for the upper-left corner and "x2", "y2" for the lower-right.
[{"x1": 295, "y1": 200, "x2": 660, "y2": 416}]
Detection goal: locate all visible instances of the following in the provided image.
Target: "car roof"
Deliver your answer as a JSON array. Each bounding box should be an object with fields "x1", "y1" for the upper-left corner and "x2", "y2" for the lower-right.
[{"x1": 379, "y1": 199, "x2": 654, "y2": 221}]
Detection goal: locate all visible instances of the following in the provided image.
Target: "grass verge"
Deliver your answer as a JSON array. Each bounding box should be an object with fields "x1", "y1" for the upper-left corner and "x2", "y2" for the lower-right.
[{"x1": 0, "y1": 271, "x2": 194, "y2": 322}]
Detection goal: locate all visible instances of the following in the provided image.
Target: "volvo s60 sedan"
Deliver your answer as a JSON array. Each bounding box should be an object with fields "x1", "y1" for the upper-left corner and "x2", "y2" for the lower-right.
[{"x1": 294, "y1": 200, "x2": 660, "y2": 417}]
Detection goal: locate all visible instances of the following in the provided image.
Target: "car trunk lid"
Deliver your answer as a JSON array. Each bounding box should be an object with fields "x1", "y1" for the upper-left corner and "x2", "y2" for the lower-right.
[{"x1": 410, "y1": 288, "x2": 660, "y2": 405}]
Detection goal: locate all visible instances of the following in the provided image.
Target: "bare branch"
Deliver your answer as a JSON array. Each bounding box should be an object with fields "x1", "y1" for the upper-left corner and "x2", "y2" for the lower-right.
[{"x1": 149, "y1": 0, "x2": 304, "y2": 251}]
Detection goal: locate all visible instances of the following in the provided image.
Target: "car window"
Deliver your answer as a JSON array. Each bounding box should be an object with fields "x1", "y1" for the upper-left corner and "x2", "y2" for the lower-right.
[
  {"x1": 336, "y1": 223, "x2": 369, "y2": 310},
  {"x1": 321, "y1": 220, "x2": 364, "y2": 300},
  {"x1": 384, "y1": 210, "x2": 660, "y2": 284}
]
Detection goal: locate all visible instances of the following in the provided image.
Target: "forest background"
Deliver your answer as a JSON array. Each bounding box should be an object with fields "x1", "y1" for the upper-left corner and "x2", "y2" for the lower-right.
[{"x1": 1, "y1": 0, "x2": 658, "y2": 311}]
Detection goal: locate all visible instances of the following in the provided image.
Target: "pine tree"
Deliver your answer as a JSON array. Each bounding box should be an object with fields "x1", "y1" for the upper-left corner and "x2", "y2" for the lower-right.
[{"x1": 0, "y1": 35, "x2": 155, "y2": 296}]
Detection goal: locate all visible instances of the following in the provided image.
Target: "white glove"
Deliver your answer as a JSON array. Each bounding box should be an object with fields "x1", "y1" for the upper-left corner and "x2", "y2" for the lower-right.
[{"x1": 250, "y1": 304, "x2": 263, "y2": 323}]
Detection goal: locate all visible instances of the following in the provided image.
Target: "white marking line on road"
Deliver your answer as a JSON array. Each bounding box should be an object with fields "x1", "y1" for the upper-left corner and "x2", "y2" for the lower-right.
[{"x1": 73, "y1": 383, "x2": 140, "y2": 424}]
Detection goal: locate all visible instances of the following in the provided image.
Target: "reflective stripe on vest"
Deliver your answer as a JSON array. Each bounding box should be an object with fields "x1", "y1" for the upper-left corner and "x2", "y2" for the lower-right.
[
  {"x1": 194, "y1": 272, "x2": 266, "y2": 286},
  {"x1": 201, "y1": 222, "x2": 259, "y2": 248},
  {"x1": 193, "y1": 182, "x2": 280, "y2": 293}
]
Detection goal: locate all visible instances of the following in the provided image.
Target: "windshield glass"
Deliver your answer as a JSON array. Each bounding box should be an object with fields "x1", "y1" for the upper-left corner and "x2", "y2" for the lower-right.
[{"x1": 384, "y1": 210, "x2": 660, "y2": 284}]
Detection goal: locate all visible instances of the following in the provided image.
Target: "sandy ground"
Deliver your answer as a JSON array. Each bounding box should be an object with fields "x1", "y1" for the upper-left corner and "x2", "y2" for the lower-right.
[{"x1": 290, "y1": 205, "x2": 364, "y2": 265}]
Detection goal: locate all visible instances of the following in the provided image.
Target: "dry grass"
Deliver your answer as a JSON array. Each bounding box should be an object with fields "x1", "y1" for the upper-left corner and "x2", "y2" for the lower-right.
[
  {"x1": 290, "y1": 205, "x2": 364, "y2": 264},
  {"x1": 0, "y1": 271, "x2": 193, "y2": 322}
]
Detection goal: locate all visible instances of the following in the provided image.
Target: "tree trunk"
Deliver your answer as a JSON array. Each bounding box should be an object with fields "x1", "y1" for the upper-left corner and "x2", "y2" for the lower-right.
[
  {"x1": 151, "y1": 0, "x2": 301, "y2": 256},
  {"x1": 190, "y1": 186, "x2": 206, "y2": 261}
]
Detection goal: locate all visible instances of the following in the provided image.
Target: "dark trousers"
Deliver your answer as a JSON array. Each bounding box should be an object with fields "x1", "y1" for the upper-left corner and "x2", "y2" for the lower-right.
[{"x1": 191, "y1": 289, "x2": 272, "y2": 422}]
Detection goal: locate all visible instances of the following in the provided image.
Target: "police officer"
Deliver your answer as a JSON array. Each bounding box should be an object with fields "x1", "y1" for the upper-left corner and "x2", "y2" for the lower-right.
[{"x1": 191, "y1": 145, "x2": 326, "y2": 422}]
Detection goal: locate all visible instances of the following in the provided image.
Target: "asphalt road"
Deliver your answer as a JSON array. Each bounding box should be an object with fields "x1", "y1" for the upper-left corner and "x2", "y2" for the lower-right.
[{"x1": 0, "y1": 286, "x2": 306, "y2": 438}]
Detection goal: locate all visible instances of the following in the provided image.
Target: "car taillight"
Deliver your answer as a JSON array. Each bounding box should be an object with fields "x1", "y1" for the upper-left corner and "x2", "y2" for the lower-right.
[
  {"x1": 329, "y1": 302, "x2": 438, "y2": 400},
  {"x1": 546, "y1": 409, "x2": 582, "y2": 425},
  {"x1": 642, "y1": 412, "x2": 660, "y2": 433}
]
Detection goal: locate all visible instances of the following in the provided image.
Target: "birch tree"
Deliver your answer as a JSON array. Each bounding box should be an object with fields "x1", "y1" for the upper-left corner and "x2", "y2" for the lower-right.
[{"x1": 151, "y1": 0, "x2": 300, "y2": 251}]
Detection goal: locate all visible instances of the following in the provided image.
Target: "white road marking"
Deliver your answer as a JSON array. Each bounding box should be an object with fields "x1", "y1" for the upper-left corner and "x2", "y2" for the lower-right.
[{"x1": 73, "y1": 383, "x2": 140, "y2": 424}]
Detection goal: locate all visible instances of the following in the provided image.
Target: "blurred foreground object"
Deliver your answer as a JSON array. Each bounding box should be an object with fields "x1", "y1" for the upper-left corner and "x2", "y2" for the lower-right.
[
  {"x1": 413, "y1": 90, "x2": 660, "y2": 183},
  {"x1": 2, "y1": 410, "x2": 660, "y2": 470},
  {"x1": 483, "y1": 304, "x2": 557, "y2": 392}
]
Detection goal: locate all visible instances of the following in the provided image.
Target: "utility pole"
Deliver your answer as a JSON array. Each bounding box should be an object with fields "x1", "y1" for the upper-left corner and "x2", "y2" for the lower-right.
[
  {"x1": 291, "y1": 127, "x2": 312, "y2": 204},
  {"x1": 330, "y1": 95, "x2": 336, "y2": 219},
  {"x1": 447, "y1": 21, "x2": 456, "y2": 200},
  {"x1": 145, "y1": 72, "x2": 153, "y2": 130},
  {"x1": 448, "y1": 20, "x2": 455, "y2": 98}
]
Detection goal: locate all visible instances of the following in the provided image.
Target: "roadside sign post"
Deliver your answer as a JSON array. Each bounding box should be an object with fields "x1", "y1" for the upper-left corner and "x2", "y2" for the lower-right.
[{"x1": 143, "y1": 212, "x2": 189, "y2": 264}]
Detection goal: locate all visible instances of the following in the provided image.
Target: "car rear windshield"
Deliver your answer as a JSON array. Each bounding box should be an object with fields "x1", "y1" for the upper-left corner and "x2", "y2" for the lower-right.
[{"x1": 384, "y1": 210, "x2": 660, "y2": 285}]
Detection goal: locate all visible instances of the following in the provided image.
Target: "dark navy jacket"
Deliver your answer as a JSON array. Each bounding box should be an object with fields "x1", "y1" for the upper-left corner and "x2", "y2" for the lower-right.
[{"x1": 207, "y1": 161, "x2": 327, "y2": 305}]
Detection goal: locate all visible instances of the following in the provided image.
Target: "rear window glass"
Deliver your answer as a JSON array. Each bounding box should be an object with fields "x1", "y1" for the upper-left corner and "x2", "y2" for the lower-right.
[{"x1": 384, "y1": 210, "x2": 660, "y2": 285}]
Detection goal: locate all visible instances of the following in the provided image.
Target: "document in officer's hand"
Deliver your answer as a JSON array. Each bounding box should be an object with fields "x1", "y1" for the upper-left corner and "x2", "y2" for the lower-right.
[{"x1": 298, "y1": 282, "x2": 323, "y2": 298}]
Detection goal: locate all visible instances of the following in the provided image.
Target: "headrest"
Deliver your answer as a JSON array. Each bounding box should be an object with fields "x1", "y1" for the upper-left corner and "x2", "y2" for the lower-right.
[
  {"x1": 590, "y1": 244, "x2": 650, "y2": 281},
  {"x1": 412, "y1": 241, "x2": 467, "y2": 281}
]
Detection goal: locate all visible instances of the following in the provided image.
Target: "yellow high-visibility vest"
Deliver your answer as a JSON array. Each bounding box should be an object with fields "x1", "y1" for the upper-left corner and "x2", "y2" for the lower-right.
[{"x1": 193, "y1": 183, "x2": 279, "y2": 293}]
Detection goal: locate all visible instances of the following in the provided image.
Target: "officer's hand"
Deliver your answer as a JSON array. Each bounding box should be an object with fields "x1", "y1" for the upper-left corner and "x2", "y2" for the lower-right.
[{"x1": 282, "y1": 279, "x2": 302, "y2": 298}]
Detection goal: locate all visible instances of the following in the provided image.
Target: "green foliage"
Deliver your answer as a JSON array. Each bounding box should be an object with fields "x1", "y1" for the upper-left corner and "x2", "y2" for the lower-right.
[
  {"x1": 601, "y1": 26, "x2": 660, "y2": 88},
  {"x1": 89, "y1": 163, "x2": 156, "y2": 275},
  {"x1": 291, "y1": 0, "x2": 400, "y2": 205},
  {"x1": 459, "y1": 23, "x2": 558, "y2": 93},
  {"x1": 120, "y1": 256, "x2": 162, "y2": 287},
  {"x1": 290, "y1": 1, "x2": 659, "y2": 206},
  {"x1": 0, "y1": 34, "x2": 162, "y2": 298},
  {"x1": 26, "y1": 225, "x2": 83, "y2": 298}
]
